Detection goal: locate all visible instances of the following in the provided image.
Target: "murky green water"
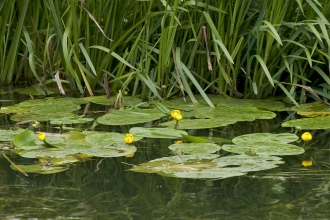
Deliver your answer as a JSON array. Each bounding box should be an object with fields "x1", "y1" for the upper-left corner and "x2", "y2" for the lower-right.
[{"x1": 0, "y1": 87, "x2": 330, "y2": 219}]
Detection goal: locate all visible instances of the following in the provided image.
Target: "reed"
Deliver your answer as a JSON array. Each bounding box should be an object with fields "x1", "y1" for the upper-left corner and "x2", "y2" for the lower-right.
[{"x1": 0, "y1": 0, "x2": 329, "y2": 105}]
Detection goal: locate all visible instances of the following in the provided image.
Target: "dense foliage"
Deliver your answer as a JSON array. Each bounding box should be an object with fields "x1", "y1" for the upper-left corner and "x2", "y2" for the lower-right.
[{"x1": 0, "y1": 0, "x2": 329, "y2": 105}]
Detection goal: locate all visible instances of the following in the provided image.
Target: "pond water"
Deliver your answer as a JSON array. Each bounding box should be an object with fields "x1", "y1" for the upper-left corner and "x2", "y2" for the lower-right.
[{"x1": 0, "y1": 88, "x2": 330, "y2": 219}]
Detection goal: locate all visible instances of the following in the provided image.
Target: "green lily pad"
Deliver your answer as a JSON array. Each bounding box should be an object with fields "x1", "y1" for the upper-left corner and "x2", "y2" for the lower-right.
[
  {"x1": 282, "y1": 116, "x2": 330, "y2": 129},
  {"x1": 97, "y1": 108, "x2": 165, "y2": 125},
  {"x1": 200, "y1": 106, "x2": 276, "y2": 120},
  {"x1": 81, "y1": 95, "x2": 143, "y2": 106},
  {"x1": 0, "y1": 129, "x2": 23, "y2": 141},
  {"x1": 232, "y1": 133, "x2": 299, "y2": 144},
  {"x1": 216, "y1": 97, "x2": 286, "y2": 111},
  {"x1": 0, "y1": 106, "x2": 29, "y2": 114},
  {"x1": 85, "y1": 132, "x2": 143, "y2": 145},
  {"x1": 160, "y1": 118, "x2": 237, "y2": 129},
  {"x1": 222, "y1": 143, "x2": 304, "y2": 156},
  {"x1": 50, "y1": 116, "x2": 94, "y2": 125},
  {"x1": 222, "y1": 133, "x2": 303, "y2": 156},
  {"x1": 29, "y1": 98, "x2": 81, "y2": 114},
  {"x1": 291, "y1": 102, "x2": 330, "y2": 117},
  {"x1": 168, "y1": 142, "x2": 221, "y2": 154},
  {"x1": 212, "y1": 154, "x2": 284, "y2": 172},
  {"x1": 10, "y1": 164, "x2": 68, "y2": 174},
  {"x1": 82, "y1": 143, "x2": 137, "y2": 158},
  {"x1": 129, "y1": 127, "x2": 187, "y2": 139},
  {"x1": 130, "y1": 154, "x2": 284, "y2": 179},
  {"x1": 10, "y1": 112, "x2": 76, "y2": 123},
  {"x1": 17, "y1": 84, "x2": 55, "y2": 96}
]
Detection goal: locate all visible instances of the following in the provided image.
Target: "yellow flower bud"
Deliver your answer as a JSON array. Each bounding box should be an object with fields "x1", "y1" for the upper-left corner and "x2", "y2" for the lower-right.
[
  {"x1": 171, "y1": 110, "x2": 181, "y2": 117},
  {"x1": 124, "y1": 133, "x2": 134, "y2": 144},
  {"x1": 38, "y1": 132, "x2": 46, "y2": 141},
  {"x1": 301, "y1": 132, "x2": 312, "y2": 141},
  {"x1": 302, "y1": 160, "x2": 312, "y2": 167},
  {"x1": 171, "y1": 110, "x2": 182, "y2": 121}
]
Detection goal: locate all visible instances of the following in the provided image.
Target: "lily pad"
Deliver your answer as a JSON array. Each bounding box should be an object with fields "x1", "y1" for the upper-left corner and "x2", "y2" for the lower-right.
[
  {"x1": 130, "y1": 154, "x2": 284, "y2": 179},
  {"x1": 291, "y1": 102, "x2": 330, "y2": 117},
  {"x1": 81, "y1": 95, "x2": 143, "y2": 106},
  {"x1": 168, "y1": 142, "x2": 221, "y2": 154},
  {"x1": 97, "y1": 108, "x2": 165, "y2": 125},
  {"x1": 222, "y1": 133, "x2": 303, "y2": 156},
  {"x1": 216, "y1": 97, "x2": 286, "y2": 111},
  {"x1": 129, "y1": 127, "x2": 188, "y2": 139},
  {"x1": 29, "y1": 98, "x2": 81, "y2": 114},
  {"x1": 232, "y1": 133, "x2": 299, "y2": 145},
  {"x1": 282, "y1": 116, "x2": 330, "y2": 129},
  {"x1": 0, "y1": 106, "x2": 29, "y2": 114},
  {"x1": 160, "y1": 118, "x2": 237, "y2": 129},
  {"x1": 50, "y1": 116, "x2": 94, "y2": 125},
  {"x1": 10, "y1": 164, "x2": 68, "y2": 174},
  {"x1": 82, "y1": 143, "x2": 137, "y2": 158},
  {"x1": 85, "y1": 132, "x2": 143, "y2": 145},
  {"x1": 222, "y1": 143, "x2": 304, "y2": 156},
  {"x1": 200, "y1": 106, "x2": 276, "y2": 120},
  {"x1": 17, "y1": 84, "x2": 55, "y2": 96},
  {"x1": 0, "y1": 129, "x2": 23, "y2": 141}
]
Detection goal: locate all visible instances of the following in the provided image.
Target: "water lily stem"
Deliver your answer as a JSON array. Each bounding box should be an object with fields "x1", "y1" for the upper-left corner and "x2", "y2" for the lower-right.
[
  {"x1": 303, "y1": 141, "x2": 307, "y2": 148},
  {"x1": 175, "y1": 120, "x2": 179, "y2": 129},
  {"x1": 2, "y1": 152, "x2": 28, "y2": 176}
]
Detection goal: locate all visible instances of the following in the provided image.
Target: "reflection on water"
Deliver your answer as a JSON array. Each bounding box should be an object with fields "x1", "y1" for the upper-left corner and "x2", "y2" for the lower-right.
[
  {"x1": 1, "y1": 128, "x2": 329, "y2": 219},
  {"x1": 0, "y1": 89, "x2": 330, "y2": 219}
]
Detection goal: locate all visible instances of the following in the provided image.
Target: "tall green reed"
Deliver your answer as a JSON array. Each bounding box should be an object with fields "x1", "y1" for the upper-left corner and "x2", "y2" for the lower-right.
[{"x1": 0, "y1": 0, "x2": 329, "y2": 106}]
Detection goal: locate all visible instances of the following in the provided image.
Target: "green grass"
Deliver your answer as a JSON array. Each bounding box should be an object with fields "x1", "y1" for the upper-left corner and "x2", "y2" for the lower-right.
[{"x1": 0, "y1": 0, "x2": 329, "y2": 106}]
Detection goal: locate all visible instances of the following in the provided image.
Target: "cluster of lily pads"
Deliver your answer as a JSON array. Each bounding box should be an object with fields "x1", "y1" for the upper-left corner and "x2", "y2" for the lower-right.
[{"x1": 0, "y1": 93, "x2": 325, "y2": 178}]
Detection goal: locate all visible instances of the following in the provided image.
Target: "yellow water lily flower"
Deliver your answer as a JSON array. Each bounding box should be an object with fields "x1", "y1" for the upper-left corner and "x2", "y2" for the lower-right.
[
  {"x1": 302, "y1": 160, "x2": 312, "y2": 167},
  {"x1": 301, "y1": 132, "x2": 312, "y2": 141},
  {"x1": 38, "y1": 132, "x2": 46, "y2": 141},
  {"x1": 125, "y1": 153, "x2": 135, "y2": 158},
  {"x1": 174, "y1": 139, "x2": 183, "y2": 144},
  {"x1": 171, "y1": 110, "x2": 182, "y2": 120},
  {"x1": 124, "y1": 133, "x2": 134, "y2": 144},
  {"x1": 171, "y1": 109, "x2": 181, "y2": 117}
]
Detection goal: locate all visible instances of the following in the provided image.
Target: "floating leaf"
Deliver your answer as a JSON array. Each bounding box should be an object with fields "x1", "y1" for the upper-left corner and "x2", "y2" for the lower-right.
[
  {"x1": 160, "y1": 118, "x2": 237, "y2": 129},
  {"x1": 216, "y1": 97, "x2": 286, "y2": 111},
  {"x1": 50, "y1": 116, "x2": 94, "y2": 125},
  {"x1": 13, "y1": 129, "x2": 37, "y2": 149},
  {"x1": 232, "y1": 133, "x2": 299, "y2": 145},
  {"x1": 0, "y1": 106, "x2": 29, "y2": 114},
  {"x1": 85, "y1": 132, "x2": 143, "y2": 145},
  {"x1": 291, "y1": 102, "x2": 330, "y2": 117},
  {"x1": 10, "y1": 164, "x2": 68, "y2": 174},
  {"x1": 97, "y1": 109, "x2": 165, "y2": 125},
  {"x1": 130, "y1": 154, "x2": 284, "y2": 179},
  {"x1": 0, "y1": 129, "x2": 23, "y2": 141},
  {"x1": 282, "y1": 116, "x2": 330, "y2": 129},
  {"x1": 181, "y1": 134, "x2": 210, "y2": 143},
  {"x1": 222, "y1": 133, "x2": 303, "y2": 156},
  {"x1": 168, "y1": 142, "x2": 221, "y2": 154},
  {"x1": 17, "y1": 85, "x2": 55, "y2": 96},
  {"x1": 129, "y1": 127, "x2": 187, "y2": 139},
  {"x1": 81, "y1": 95, "x2": 143, "y2": 106},
  {"x1": 200, "y1": 106, "x2": 276, "y2": 120},
  {"x1": 222, "y1": 143, "x2": 304, "y2": 156},
  {"x1": 82, "y1": 143, "x2": 137, "y2": 158}
]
